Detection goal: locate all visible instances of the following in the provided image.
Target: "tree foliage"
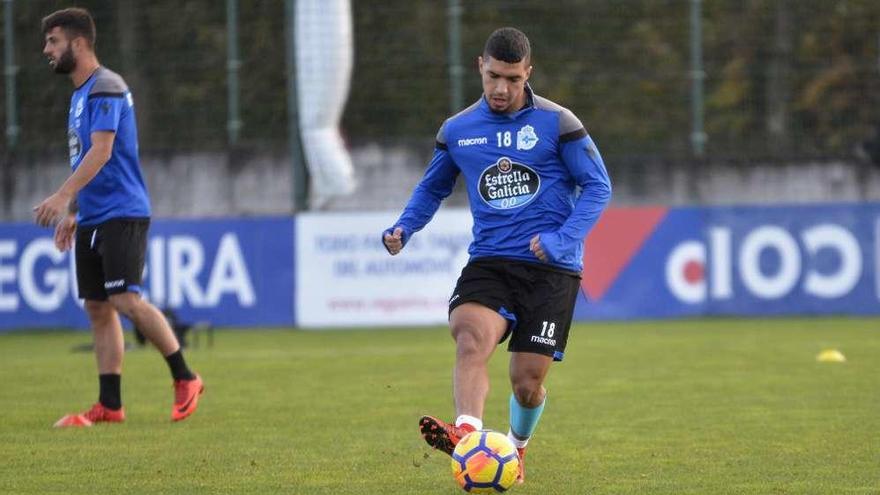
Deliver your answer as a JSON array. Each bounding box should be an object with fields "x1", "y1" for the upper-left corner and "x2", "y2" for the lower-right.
[{"x1": 2, "y1": 0, "x2": 877, "y2": 161}]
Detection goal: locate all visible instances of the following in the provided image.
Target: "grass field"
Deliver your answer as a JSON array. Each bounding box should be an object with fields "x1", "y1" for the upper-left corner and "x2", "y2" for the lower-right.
[{"x1": 1, "y1": 318, "x2": 878, "y2": 494}]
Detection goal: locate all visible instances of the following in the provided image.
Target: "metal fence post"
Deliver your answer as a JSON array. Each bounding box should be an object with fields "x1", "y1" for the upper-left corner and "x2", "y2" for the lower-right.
[
  {"x1": 447, "y1": 0, "x2": 463, "y2": 114},
  {"x1": 4, "y1": 0, "x2": 19, "y2": 149},
  {"x1": 285, "y1": 0, "x2": 308, "y2": 212},
  {"x1": 226, "y1": 0, "x2": 242, "y2": 145},
  {"x1": 689, "y1": 0, "x2": 706, "y2": 158}
]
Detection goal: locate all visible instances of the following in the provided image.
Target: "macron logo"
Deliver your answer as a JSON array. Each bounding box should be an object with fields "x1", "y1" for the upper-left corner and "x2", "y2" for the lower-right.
[
  {"x1": 457, "y1": 137, "x2": 488, "y2": 147},
  {"x1": 104, "y1": 279, "x2": 125, "y2": 289}
]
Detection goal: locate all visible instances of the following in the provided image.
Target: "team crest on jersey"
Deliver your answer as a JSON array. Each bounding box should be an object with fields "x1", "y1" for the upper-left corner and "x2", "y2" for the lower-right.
[
  {"x1": 478, "y1": 157, "x2": 541, "y2": 210},
  {"x1": 516, "y1": 125, "x2": 539, "y2": 151},
  {"x1": 74, "y1": 96, "x2": 85, "y2": 118}
]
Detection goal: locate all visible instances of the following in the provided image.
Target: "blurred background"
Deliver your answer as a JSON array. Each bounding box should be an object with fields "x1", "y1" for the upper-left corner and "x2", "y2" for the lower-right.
[
  {"x1": 1, "y1": 6, "x2": 876, "y2": 492},
  {"x1": 2, "y1": 1, "x2": 880, "y2": 329},
  {"x1": 2, "y1": 0, "x2": 879, "y2": 219}
]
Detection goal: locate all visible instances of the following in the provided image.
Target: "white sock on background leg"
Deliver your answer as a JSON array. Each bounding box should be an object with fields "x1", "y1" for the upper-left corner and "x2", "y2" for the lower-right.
[{"x1": 507, "y1": 430, "x2": 529, "y2": 449}]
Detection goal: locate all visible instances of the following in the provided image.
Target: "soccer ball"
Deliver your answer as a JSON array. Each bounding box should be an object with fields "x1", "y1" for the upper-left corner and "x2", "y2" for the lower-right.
[{"x1": 451, "y1": 430, "x2": 520, "y2": 493}]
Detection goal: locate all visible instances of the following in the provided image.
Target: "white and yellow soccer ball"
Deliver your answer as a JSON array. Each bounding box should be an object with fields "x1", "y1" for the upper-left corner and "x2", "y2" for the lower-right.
[{"x1": 451, "y1": 430, "x2": 520, "y2": 493}]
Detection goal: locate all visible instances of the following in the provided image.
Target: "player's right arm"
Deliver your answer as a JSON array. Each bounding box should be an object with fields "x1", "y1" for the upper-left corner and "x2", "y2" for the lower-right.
[{"x1": 383, "y1": 124, "x2": 459, "y2": 255}]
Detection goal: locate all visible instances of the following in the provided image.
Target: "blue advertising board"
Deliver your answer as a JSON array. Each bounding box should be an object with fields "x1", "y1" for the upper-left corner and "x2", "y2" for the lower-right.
[
  {"x1": 3, "y1": 204, "x2": 879, "y2": 330},
  {"x1": 575, "y1": 203, "x2": 880, "y2": 320},
  {"x1": 0, "y1": 217, "x2": 294, "y2": 331}
]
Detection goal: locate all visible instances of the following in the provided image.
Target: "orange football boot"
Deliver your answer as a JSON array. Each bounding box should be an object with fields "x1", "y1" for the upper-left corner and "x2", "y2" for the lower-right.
[
  {"x1": 54, "y1": 402, "x2": 125, "y2": 428},
  {"x1": 418, "y1": 415, "x2": 475, "y2": 456},
  {"x1": 172, "y1": 374, "x2": 204, "y2": 422},
  {"x1": 516, "y1": 447, "x2": 526, "y2": 484}
]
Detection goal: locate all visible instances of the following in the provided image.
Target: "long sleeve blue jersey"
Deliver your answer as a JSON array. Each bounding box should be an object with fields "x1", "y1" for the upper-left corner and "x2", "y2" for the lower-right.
[{"x1": 387, "y1": 86, "x2": 611, "y2": 273}]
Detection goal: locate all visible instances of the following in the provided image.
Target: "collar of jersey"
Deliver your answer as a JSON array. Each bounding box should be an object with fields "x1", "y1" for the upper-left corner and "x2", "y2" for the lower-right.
[
  {"x1": 74, "y1": 66, "x2": 103, "y2": 91},
  {"x1": 479, "y1": 83, "x2": 536, "y2": 120}
]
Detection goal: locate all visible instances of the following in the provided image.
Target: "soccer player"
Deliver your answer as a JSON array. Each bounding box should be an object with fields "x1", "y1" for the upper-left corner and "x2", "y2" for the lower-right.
[
  {"x1": 35, "y1": 8, "x2": 204, "y2": 427},
  {"x1": 383, "y1": 27, "x2": 611, "y2": 483}
]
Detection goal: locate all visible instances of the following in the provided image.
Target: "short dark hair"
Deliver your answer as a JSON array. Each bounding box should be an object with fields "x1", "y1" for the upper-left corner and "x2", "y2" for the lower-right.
[
  {"x1": 41, "y1": 8, "x2": 96, "y2": 48},
  {"x1": 483, "y1": 27, "x2": 530, "y2": 64}
]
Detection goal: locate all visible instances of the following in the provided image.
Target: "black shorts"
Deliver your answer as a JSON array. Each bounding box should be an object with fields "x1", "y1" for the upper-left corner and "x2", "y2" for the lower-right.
[
  {"x1": 448, "y1": 257, "x2": 582, "y2": 361},
  {"x1": 75, "y1": 218, "x2": 150, "y2": 301}
]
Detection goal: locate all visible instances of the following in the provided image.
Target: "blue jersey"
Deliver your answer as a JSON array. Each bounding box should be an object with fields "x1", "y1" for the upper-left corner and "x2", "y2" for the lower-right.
[
  {"x1": 68, "y1": 67, "x2": 150, "y2": 227},
  {"x1": 386, "y1": 86, "x2": 611, "y2": 273}
]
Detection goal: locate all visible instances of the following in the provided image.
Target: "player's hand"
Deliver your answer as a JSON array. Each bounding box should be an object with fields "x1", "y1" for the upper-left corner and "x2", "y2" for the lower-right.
[
  {"x1": 530, "y1": 234, "x2": 548, "y2": 263},
  {"x1": 383, "y1": 227, "x2": 404, "y2": 255},
  {"x1": 33, "y1": 191, "x2": 72, "y2": 227},
  {"x1": 54, "y1": 214, "x2": 77, "y2": 252}
]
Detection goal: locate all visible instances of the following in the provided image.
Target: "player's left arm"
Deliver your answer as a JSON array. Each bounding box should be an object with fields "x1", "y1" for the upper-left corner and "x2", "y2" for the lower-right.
[
  {"x1": 34, "y1": 131, "x2": 116, "y2": 227},
  {"x1": 532, "y1": 117, "x2": 612, "y2": 264}
]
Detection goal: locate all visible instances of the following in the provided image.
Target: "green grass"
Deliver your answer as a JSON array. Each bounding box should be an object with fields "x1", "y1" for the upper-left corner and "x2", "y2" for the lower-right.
[{"x1": 0, "y1": 319, "x2": 878, "y2": 494}]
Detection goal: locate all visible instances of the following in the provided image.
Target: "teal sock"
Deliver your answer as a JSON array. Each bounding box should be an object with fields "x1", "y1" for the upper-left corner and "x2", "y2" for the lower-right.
[{"x1": 508, "y1": 393, "x2": 546, "y2": 444}]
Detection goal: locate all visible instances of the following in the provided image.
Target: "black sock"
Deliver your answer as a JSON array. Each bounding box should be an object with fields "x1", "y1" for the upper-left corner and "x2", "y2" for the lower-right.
[
  {"x1": 164, "y1": 349, "x2": 196, "y2": 381},
  {"x1": 98, "y1": 374, "x2": 122, "y2": 410}
]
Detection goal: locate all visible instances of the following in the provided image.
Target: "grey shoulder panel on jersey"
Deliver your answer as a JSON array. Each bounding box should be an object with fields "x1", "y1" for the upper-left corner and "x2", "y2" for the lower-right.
[
  {"x1": 533, "y1": 94, "x2": 587, "y2": 142},
  {"x1": 435, "y1": 120, "x2": 448, "y2": 146},
  {"x1": 89, "y1": 67, "x2": 128, "y2": 96},
  {"x1": 448, "y1": 99, "x2": 482, "y2": 122},
  {"x1": 436, "y1": 99, "x2": 482, "y2": 148}
]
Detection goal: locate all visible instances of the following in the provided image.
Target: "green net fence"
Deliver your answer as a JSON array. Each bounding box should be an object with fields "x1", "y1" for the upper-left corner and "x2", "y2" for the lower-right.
[{"x1": 2, "y1": 0, "x2": 878, "y2": 162}]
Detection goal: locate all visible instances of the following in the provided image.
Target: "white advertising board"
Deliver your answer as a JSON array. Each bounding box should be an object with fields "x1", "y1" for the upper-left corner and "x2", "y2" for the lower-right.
[{"x1": 296, "y1": 209, "x2": 473, "y2": 327}]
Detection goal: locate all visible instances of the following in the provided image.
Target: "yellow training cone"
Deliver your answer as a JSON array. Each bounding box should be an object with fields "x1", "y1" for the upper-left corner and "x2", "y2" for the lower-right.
[{"x1": 816, "y1": 349, "x2": 846, "y2": 363}]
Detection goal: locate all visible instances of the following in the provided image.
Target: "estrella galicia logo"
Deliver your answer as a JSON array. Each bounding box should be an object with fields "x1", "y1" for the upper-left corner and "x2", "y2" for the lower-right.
[
  {"x1": 479, "y1": 157, "x2": 541, "y2": 210},
  {"x1": 68, "y1": 128, "x2": 82, "y2": 165},
  {"x1": 516, "y1": 124, "x2": 539, "y2": 150}
]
